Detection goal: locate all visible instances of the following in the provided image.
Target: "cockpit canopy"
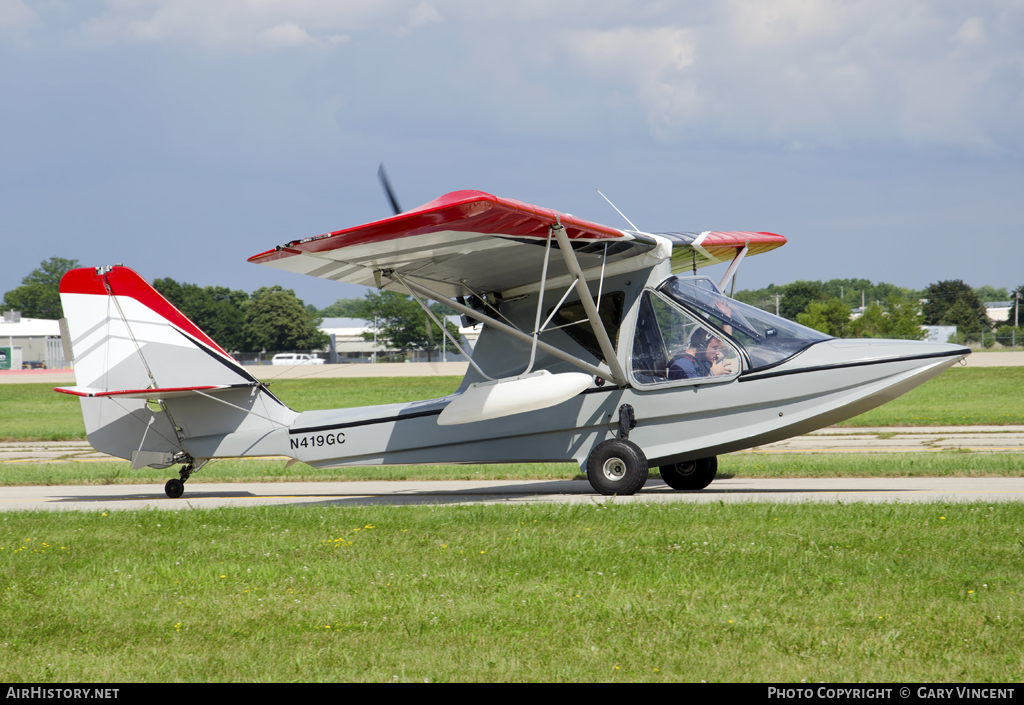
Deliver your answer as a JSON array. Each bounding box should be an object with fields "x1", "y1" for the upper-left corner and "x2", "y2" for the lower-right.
[{"x1": 631, "y1": 276, "x2": 831, "y2": 385}]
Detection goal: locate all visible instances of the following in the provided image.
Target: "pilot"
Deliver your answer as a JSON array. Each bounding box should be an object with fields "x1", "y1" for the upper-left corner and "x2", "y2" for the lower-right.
[{"x1": 668, "y1": 329, "x2": 734, "y2": 380}]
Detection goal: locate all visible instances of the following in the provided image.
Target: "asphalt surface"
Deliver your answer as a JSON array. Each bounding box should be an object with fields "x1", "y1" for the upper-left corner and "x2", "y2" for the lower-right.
[
  {"x1": 2, "y1": 477, "x2": 1023, "y2": 512},
  {"x1": 1, "y1": 426, "x2": 1023, "y2": 511}
]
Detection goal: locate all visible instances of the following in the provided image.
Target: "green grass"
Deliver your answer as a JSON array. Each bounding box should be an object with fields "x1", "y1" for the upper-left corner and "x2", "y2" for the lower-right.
[
  {"x1": 836, "y1": 367, "x2": 1024, "y2": 427},
  {"x1": 3, "y1": 367, "x2": 1023, "y2": 443},
  {"x1": 0, "y1": 377, "x2": 468, "y2": 442},
  {"x1": 264, "y1": 375, "x2": 461, "y2": 411},
  {"x1": 1, "y1": 452, "x2": 1020, "y2": 486},
  {"x1": 2, "y1": 502, "x2": 1021, "y2": 682},
  {"x1": 0, "y1": 383, "x2": 91, "y2": 442}
]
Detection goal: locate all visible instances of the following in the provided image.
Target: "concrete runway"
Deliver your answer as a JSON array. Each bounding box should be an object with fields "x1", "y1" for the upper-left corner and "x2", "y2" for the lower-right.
[
  {"x1": 2, "y1": 426, "x2": 1022, "y2": 512},
  {"x1": 2, "y1": 477, "x2": 1023, "y2": 512}
]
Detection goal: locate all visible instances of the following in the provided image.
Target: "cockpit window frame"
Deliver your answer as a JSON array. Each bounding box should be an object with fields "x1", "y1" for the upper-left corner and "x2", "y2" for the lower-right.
[{"x1": 628, "y1": 288, "x2": 745, "y2": 391}]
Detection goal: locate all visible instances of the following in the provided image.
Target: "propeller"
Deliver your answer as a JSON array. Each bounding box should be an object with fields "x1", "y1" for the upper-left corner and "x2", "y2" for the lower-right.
[
  {"x1": 377, "y1": 163, "x2": 402, "y2": 216},
  {"x1": 378, "y1": 163, "x2": 435, "y2": 337}
]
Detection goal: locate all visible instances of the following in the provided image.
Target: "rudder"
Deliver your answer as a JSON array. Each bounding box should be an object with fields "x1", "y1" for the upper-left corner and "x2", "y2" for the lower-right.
[{"x1": 58, "y1": 266, "x2": 296, "y2": 468}]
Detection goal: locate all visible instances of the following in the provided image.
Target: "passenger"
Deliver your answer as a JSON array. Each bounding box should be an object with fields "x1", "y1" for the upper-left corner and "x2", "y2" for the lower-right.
[{"x1": 668, "y1": 329, "x2": 734, "y2": 380}]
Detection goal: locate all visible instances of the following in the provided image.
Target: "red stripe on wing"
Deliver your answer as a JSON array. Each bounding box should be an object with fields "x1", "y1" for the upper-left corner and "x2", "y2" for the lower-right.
[{"x1": 248, "y1": 190, "x2": 626, "y2": 265}]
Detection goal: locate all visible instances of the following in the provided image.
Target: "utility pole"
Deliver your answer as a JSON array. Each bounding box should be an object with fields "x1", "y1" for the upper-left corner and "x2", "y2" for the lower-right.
[{"x1": 773, "y1": 294, "x2": 784, "y2": 316}]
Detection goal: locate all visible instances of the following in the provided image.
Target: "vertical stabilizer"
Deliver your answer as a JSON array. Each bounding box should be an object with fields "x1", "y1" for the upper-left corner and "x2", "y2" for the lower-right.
[{"x1": 58, "y1": 266, "x2": 297, "y2": 466}]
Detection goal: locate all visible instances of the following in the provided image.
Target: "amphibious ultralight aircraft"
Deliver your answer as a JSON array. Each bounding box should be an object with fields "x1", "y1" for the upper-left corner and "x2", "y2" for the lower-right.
[{"x1": 56, "y1": 187, "x2": 970, "y2": 498}]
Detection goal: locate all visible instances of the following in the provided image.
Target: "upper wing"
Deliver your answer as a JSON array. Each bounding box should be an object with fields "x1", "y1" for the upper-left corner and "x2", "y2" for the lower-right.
[{"x1": 248, "y1": 189, "x2": 786, "y2": 297}]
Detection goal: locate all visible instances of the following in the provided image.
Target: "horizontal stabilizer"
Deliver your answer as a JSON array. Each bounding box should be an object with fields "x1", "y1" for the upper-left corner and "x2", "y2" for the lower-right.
[{"x1": 54, "y1": 383, "x2": 258, "y2": 399}]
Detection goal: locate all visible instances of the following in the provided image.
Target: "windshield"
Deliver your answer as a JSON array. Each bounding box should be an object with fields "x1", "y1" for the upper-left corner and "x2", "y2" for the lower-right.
[{"x1": 658, "y1": 277, "x2": 831, "y2": 371}]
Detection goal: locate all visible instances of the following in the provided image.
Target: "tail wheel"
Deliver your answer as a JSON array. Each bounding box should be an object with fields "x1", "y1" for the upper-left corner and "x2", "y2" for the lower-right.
[
  {"x1": 586, "y1": 439, "x2": 649, "y2": 496},
  {"x1": 659, "y1": 456, "x2": 717, "y2": 491},
  {"x1": 164, "y1": 478, "x2": 185, "y2": 498}
]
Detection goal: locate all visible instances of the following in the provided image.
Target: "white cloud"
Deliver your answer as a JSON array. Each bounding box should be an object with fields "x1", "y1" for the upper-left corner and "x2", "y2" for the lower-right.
[
  {"x1": 262, "y1": 23, "x2": 316, "y2": 49},
  {"x1": 952, "y1": 17, "x2": 985, "y2": 47},
  {"x1": 552, "y1": 2, "x2": 1024, "y2": 153},
  {"x1": 37, "y1": 1, "x2": 1024, "y2": 154},
  {"x1": 407, "y1": 1, "x2": 442, "y2": 29},
  {"x1": 78, "y1": 0, "x2": 406, "y2": 51},
  {"x1": 0, "y1": 0, "x2": 36, "y2": 32},
  {"x1": 565, "y1": 27, "x2": 701, "y2": 136},
  {"x1": 729, "y1": 0, "x2": 845, "y2": 45}
]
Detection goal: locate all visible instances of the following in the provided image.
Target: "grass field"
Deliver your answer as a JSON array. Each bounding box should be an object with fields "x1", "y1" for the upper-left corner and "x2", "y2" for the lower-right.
[
  {"x1": 836, "y1": 367, "x2": 1024, "y2": 427},
  {"x1": 1, "y1": 502, "x2": 1021, "y2": 682},
  {"x1": 1, "y1": 452, "x2": 1022, "y2": 486},
  {"x1": 2, "y1": 368, "x2": 1024, "y2": 443}
]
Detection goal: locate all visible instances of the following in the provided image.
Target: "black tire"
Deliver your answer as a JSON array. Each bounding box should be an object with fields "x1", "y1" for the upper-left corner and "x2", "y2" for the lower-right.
[
  {"x1": 586, "y1": 439, "x2": 649, "y2": 496},
  {"x1": 164, "y1": 478, "x2": 185, "y2": 499},
  {"x1": 659, "y1": 456, "x2": 717, "y2": 491}
]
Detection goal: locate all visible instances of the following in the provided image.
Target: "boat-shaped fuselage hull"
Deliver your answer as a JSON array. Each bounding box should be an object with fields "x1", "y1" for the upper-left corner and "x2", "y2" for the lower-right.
[{"x1": 264, "y1": 339, "x2": 967, "y2": 471}]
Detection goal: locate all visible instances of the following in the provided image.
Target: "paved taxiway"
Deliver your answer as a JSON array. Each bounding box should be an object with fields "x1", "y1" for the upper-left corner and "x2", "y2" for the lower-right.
[
  {"x1": 4, "y1": 426, "x2": 1024, "y2": 464},
  {"x1": 2, "y1": 477, "x2": 1023, "y2": 512},
  {"x1": 3, "y1": 426, "x2": 1021, "y2": 512}
]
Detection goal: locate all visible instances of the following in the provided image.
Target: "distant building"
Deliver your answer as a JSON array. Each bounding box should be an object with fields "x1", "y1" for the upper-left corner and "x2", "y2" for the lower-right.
[
  {"x1": 923, "y1": 326, "x2": 957, "y2": 344},
  {"x1": 319, "y1": 317, "x2": 386, "y2": 362},
  {"x1": 984, "y1": 302, "x2": 1012, "y2": 323},
  {"x1": 316, "y1": 316, "x2": 477, "y2": 363},
  {"x1": 0, "y1": 314, "x2": 66, "y2": 368}
]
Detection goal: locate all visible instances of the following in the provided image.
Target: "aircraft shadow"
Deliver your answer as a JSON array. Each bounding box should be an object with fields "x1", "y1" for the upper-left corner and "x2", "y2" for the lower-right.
[
  {"x1": 283, "y1": 480, "x2": 917, "y2": 508},
  {"x1": 49, "y1": 480, "x2": 919, "y2": 507}
]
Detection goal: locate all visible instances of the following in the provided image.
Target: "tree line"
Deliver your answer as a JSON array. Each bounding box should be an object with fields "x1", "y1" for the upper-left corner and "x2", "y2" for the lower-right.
[
  {"x1": 734, "y1": 278, "x2": 1024, "y2": 343},
  {"x1": 1, "y1": 258, "x2": 458, "y2": 356},
  {"x1": 0, "y1": 258, "x2": 327, "y2": 353},
  {"x1": 4, "y1": 258, "x2": 1022, "y2": 350}
]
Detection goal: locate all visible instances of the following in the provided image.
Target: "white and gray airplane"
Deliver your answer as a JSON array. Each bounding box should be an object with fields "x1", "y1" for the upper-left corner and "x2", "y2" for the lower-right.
[{"x1": 55, "y1": 189, "x2": 969, "y2": 498}]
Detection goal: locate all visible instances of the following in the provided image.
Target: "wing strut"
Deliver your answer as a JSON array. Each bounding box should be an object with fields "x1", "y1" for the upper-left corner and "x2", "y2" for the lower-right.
[
  {"x1": 379, "y1": 219, "x2": 630, "y2": 387},
  {"x1": 391, "y1": 271, "x2": 495, "y2": 381},
  {"x1": 717, "y1": 243, "x2": 749, "y2": 296},
  {"x1": 522, "y1": 226, "x2": 555, "y2": 375},
  {"x1": 552, "y1": 222, "x2": 628, "y2": 385},
  {"x1": 389, "y1": 275, "x2": 611, "y2": 382}
]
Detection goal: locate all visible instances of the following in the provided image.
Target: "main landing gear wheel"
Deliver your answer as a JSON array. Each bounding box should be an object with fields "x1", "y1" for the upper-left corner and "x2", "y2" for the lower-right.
[
  {"x1": 586, "y1": 439, "x2": 649, "y2": 496},
  {"x1": 164, "y1": 478, "x2": 185, "y2": 499},
  {"x1": 659, "y1": 456, "x2": 717, "y2": 491}
]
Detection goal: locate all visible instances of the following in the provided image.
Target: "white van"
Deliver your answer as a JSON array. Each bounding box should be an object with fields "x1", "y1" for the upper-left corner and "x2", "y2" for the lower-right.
[{"x1": 271, "y1": 353, "x2": 325, "y2": 366}]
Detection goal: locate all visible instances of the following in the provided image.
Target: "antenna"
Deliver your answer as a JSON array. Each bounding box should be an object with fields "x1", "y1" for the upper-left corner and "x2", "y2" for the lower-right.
[{"x1": 595, "y1": 189, "x2": 639, "y2": 231}]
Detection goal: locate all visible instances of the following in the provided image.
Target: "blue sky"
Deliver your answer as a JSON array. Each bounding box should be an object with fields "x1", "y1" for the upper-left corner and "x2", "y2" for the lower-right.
[{"x1": 2, "y1": 1, "x2": 1022, "y2": 308}]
